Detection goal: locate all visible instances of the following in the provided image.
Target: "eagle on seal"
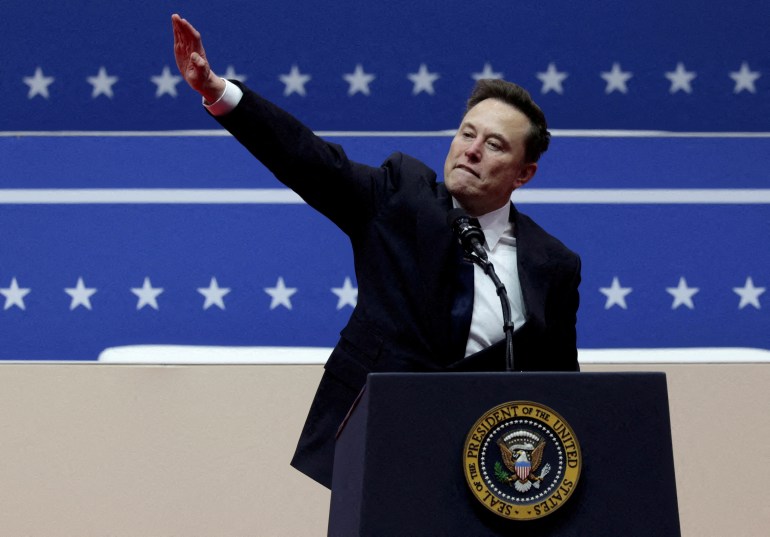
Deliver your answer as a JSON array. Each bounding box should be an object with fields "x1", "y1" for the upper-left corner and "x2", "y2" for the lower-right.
[{"x1": 497, "y1": 430, "x2": 549, "y2": 492}]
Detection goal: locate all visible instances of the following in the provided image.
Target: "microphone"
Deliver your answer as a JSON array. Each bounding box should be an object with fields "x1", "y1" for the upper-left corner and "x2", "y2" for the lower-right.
[{"x1": 447, "y1": 208, "x2": 488, "y2": 262}]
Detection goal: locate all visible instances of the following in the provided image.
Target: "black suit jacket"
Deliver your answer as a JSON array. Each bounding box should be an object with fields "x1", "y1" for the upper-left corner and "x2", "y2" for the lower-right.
[{"x1": 214, "y1": 82, "x2": 581, "y2": 488}]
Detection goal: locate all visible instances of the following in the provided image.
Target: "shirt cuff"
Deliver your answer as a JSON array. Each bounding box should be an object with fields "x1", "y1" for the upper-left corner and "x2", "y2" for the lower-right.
[{"x1": 203, "y1": 79, "x2": 244, "y2": 116}]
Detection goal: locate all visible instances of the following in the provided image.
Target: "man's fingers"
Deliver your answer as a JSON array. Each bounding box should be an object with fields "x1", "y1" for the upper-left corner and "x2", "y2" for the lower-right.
[
  {"x1": 174, "y1": 16, "x2": 205, "y2": 59},
  {"x1": 174, "y1": 15, "x2": 200, "y2": 45},
  {"x1": 171, "y1": 14, "x2": 187, "y2": 46},
  {"x1": 171, "y1": 14, "x2": 216, "y2": 95}
]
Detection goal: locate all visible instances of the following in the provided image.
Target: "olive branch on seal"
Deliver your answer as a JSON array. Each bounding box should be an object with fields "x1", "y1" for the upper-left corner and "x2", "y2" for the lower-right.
[{"x1": 494, "y1": 461, "x2": 511, "y2": 484}]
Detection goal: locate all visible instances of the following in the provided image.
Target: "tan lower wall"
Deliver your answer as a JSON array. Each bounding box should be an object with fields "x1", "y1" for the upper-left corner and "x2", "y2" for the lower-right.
[{"x1": 0, "y1": 362, "x2": 767, "y2": 536}]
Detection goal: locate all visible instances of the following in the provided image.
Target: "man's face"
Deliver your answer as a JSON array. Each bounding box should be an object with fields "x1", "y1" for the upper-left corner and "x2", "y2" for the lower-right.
[{"x1": 443, "y1": 98, "x2": 537, "y2": 216}]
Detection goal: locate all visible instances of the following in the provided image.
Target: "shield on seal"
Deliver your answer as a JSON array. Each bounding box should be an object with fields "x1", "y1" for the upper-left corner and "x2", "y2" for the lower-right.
[{"x1": 515, "y1": 456, "x2": 531, "y2": 481}]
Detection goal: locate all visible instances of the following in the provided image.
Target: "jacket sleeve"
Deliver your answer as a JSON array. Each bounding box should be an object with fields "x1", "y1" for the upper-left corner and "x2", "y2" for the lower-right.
[{"x1": 210, "y1": 81, "x2": 397, "y2": 236}]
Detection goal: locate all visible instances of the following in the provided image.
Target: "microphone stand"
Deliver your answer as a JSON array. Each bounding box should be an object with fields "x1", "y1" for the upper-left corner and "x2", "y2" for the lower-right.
[{"x1": 466, "y1": 252, "x2": 516, "y2": 372}]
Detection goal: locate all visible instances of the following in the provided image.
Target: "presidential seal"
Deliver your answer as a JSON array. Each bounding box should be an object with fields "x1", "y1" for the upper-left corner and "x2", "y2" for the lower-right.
[{"x1": 463, "y1": 401, "x2": 581, "y2": 521}]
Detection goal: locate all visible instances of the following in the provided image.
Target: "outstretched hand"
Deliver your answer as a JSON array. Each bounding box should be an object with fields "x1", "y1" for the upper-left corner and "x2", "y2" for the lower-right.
[{"x1": 172, "y1": 14, "x2": 226, "y2": 103}]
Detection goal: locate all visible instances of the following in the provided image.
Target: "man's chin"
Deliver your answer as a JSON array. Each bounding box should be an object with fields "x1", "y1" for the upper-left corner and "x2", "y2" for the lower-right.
[{"x1": 445, "y1": 174, "x2": 473, "y2": 195}]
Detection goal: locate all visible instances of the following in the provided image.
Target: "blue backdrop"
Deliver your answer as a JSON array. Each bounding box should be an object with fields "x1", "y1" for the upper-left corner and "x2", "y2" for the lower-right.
[{"x1": 1, "y1": 1, "x2": 768, "y2": 360}]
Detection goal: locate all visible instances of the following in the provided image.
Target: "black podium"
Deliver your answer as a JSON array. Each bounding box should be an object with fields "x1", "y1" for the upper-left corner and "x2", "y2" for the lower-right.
[{"x1": 328, "y1": 372, "x2": 680, "y2": 536}]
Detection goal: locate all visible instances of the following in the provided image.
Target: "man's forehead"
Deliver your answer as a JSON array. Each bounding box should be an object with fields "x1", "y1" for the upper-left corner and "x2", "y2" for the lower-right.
[{"x1": 461, "y1": 100, "x2": 531, "y2": 137}]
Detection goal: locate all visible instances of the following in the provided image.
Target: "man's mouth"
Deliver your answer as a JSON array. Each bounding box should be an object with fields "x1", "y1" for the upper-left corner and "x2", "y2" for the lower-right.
[{"x1": 455, "y1": 164, "x2": 479, "y2": 178}]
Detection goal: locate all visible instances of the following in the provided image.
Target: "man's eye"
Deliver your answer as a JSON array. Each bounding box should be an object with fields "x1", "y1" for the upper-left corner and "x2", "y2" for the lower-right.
[
  {"x1": 487, "y1": 141, "x2": 501, "y2": 150},
  {"x1": 462, "y1": 132, "x2": 474, "y2": 139}
]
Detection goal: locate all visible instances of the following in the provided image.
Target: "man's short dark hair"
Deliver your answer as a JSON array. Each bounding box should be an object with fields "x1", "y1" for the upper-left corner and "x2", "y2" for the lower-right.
[{"x1": 465, "y1": 79, "x2": 551, "y2": 163}]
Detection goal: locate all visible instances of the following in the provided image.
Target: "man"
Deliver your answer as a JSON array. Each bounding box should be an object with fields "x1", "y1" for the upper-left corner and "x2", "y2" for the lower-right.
[{"x1": 172, "y1": 14, "x2": 581, "y2": 489}]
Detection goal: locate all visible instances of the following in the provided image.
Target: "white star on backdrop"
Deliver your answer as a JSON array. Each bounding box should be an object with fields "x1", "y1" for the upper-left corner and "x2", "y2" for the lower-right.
[
  {"x1": 343, "y1": 64, "x2": 376, "y2": 96},
  {"x1": 730, "y1": 62, "x2": 760, "y2": 94},
  {"x1": 408, "y1": 64, "x2": 440, "y2": 95},
  {"x1": 131, "y1": 277, "x2": 164, "y2": 310},
  {"x1": 151, "y1": 66, "x2": 182, "y2": 98},
  {"x1": 223, "y1": 65, "x2": 247, "y2": 83},
  {"x1": 472, "y1": 62, "x2": 504, "y2": 81},
  {"x1": 65, "y1": 277, "x2": 97, "y2": 310},
  {"x1": 280, "y1": 65, "x2": 311, "y2": 96},
  {"x1": 87, "y1": 67, "x2": 118, "y2": 99},
  {"x1": 265, "y1": 277, "x2": 297, "y2": 310},
  {"x1": 536, "y1": 63, "x2": 568, "y2": 94},
  {"x1": 665, "y1": 63, "x2": 697, "y2": 94},
  {"x1": 331, "y1": 277, "x2": 358, "y2": 310},
  {"x1": 1, "y1": 278, "x2": 31, "y2": 310},
  {"x1": 733, "y1": 277, "x2": 765, "y2": 309},
  {"x1": 599, "y1": 277, "x2": 632, "y2": 310},
  {"x1": 197, "y1": 277, "x2": 231, "y2": 310},
  {"x1": 23, "y1": 67, "x2": 55, "y2": 99},
  {"x1": 601, "y1": 63, "x2": 633, "y2": 94},
  {"x1": 667, "y1": 277, "x2": 699, "y2": 309}
]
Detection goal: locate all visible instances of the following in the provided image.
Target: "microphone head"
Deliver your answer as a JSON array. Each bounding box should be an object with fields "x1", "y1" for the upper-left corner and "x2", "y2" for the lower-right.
[
  {"x1": 447, "y1": 208, "x2": 487, "y2": 261},
  {"x1": 447, "y1": 207, "x2": 470, "y2": 231}
]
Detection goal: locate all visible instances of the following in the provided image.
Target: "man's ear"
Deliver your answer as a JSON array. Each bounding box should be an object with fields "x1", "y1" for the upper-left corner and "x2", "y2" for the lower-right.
[{"x1": 513, "y1": 162, "x2": 538, "y2": 189}]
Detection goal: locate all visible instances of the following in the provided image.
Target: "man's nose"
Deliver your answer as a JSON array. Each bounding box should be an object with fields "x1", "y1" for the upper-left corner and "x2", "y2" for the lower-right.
[{"x1": 464, "y1": 140, "x2": 482, "y2": 161}]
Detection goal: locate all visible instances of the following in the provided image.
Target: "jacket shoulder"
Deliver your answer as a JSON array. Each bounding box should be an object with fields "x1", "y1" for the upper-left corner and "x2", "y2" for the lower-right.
[{"x1": 381, "y1": 152, "x2": 438, "y2": 187}]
